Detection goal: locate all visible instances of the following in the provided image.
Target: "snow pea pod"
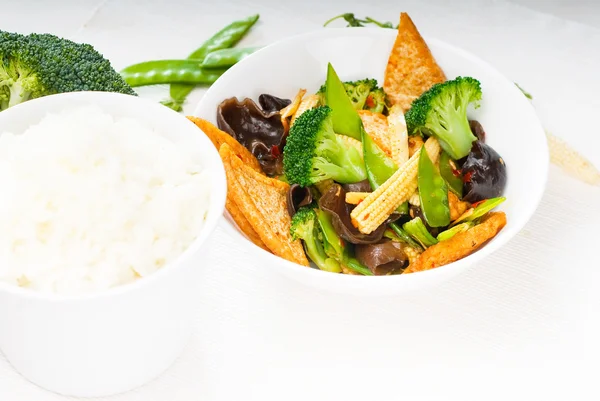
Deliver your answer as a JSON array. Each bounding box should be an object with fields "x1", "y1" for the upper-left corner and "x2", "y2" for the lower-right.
[
  {"x1": 167, "y1": 14, "x2": 260, "y2": 110},
  {"x1": 439, "y1": 151, "x2": 463, "y2": 197},
  {"x1": 325, "y1": 63, "x2": 362, "y2": 140},
  {"x1": 121, "y1": 60, "x2": 226, "y2": 87},
  {"x1": 418, "y1": 147, "x2": 450, "y2": 227},
  {"x1": 201, "y1": 47, "x2": 260, "y2": 69},
  {"x1": 403, "y1": 217, "x2": 438, "y2": 248}
]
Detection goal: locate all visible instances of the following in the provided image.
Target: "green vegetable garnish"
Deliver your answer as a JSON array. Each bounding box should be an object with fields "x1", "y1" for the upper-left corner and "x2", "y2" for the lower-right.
[
  {"x1": 402, "y1": 217, "x2": 438, "y2": 248},
  {"x1": 514, "y1": 82, "x2": 532, "y2": 100},
  {"x1": 323, "y1": 13, "x2": 396, "y2": 29},
  {"x1": 418, "y1": 148, "x2": 450, "y2": 227}
]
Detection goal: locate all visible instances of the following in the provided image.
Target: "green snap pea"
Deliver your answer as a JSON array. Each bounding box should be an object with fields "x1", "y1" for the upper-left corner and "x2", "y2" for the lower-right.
[
  {"x1": 386, "y1": 226, "x2": 422, "y2": 250},
  {"x1": 439, "y1": 151, "x2": 463, "y2": 197},
  {"x1": 403, "y1": 217, "x2": 438, "y2": 248},
  {"x1": 343, "y1": 256, "x2": 373, "y2": 276},
  {"x1": 418, "y1": 148, "x2": 451, "y2": 227},
  {"x1": 201, "y1": 47, "x2": 260, "y2": 69},
  {"x1": 316, "y1": 208, "x2": 371, "y2": 275},
  {"x1": 436, "y1": 222, "x2": 473, "y2": 242},
  {"x1": 325, "y1": 63, "x2": 362, "y2": 140},
  {"x1": 316, "y1": 209, "x2": 344, "y2": 257},
  {"x1": 121, "y1": 60, "x2": 226, "y2": 87},
  {"x1": 451, "y1": 197, "x2": 506, "y2": 226},
  {"x1": 166, "y1": 14, "x2": 260, "y2": 110}
]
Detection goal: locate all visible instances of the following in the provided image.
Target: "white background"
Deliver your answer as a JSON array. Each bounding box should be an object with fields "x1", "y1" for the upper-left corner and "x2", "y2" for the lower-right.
[{"x1": 1, "y1": 0, "x2": 599, "y2": 400}]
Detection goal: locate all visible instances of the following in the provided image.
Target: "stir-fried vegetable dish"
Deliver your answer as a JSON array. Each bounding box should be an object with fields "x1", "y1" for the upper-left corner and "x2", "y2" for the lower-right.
[{"x1": 191, "y1": 12, "x2": 509, "y2": 275}]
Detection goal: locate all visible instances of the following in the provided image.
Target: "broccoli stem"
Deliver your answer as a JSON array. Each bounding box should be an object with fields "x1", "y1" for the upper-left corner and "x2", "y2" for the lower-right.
[
  {"x1": 431, "y1": 110, "x2": 477, "y2": 160},
  {"x1": 8, "y1": 80, "x2": 31, "y2": 108}
]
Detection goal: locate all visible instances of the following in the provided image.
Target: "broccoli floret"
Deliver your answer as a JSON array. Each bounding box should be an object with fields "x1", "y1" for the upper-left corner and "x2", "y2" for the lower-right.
[
  {"x1": 405, "y1": 76, "x2": 481, "y2": 160},
  {"x1": 364, "y1": 87, "x2": 386, "y2": 113},
  {"x1": 283, "y1": 106, "x2": 367, "y2": 187},
  {"x1": 317, "y1": 78, "x2": 379, "y2": 111},
  {"x1": 290, "y1": 206, "x2": 341, "y2": 272},
  {"x1": 343, "y1": 78, "x2": 377, "y2": 110},
  {"x1": 0, "y1": 30, "x2": 136, "y2": 111}
]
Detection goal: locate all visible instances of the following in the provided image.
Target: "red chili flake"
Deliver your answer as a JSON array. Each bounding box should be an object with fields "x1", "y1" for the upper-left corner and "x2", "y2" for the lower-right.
[
  {"x1": 363, "y1": 213, "x2": 370, "y2": 220},
  {"x1": 471, "y1": 200, "x2": 485, "y2": 208},
  {"x1": 463, "y1": 170, "x2": 473, "y2": 183},
  {"x1": 271, "y1": 145, "x2": 281, "y2": 157},
  {"x1": 452, "y1": 168, "x2": 462, "y2": 178},
  {"x1": 365, "y1": 94, "x2": 375, "y2": 108}
]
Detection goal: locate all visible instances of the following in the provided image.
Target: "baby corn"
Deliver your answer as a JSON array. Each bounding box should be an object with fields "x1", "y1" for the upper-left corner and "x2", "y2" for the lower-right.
[
  {"x1": 350, "y1": 137, "x2": 441, "y2": 234},
  {"x1": 408, "y1": 190, "x2": 420, "y2": 207},
  {"x1": 387, "y1": 104, "x2": 409, "y2": 167}
]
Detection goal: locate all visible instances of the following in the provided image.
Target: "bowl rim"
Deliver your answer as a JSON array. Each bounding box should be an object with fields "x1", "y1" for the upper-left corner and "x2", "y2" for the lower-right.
[
  {"x1": 194, "y1": 27, "x2": 549, "y2": 282},
  {"x1": 0, "y1": 91, "x2": 227, "y2": 301}
]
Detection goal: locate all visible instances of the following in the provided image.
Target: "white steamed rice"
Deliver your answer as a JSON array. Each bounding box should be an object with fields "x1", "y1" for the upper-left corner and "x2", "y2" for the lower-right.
[{"x1": 0, "y1": 106, "x2": 210, "y2": 295}]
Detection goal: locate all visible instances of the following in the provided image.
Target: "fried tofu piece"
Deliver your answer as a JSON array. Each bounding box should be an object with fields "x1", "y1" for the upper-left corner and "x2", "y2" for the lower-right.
[
  {"x1": 448, "y1": 192, "x2": 470, "y2": 221},
  {"x1": 187, "y1": 117, "x2": 268, "y2": 248},
  {"x1": 220, "y1": 144, "x2": 309, "y2": 266},
  {"x1": 405, "y1": 212, "x2": 507, "y2": 273},
  {"x1": 225, "y1": 196, "x2": 270, "y2": 251},
  {"x1": 358, "y1": 110, "x2": 391, "y2": 157},
  {"x1": 384, "y1": 13, "x2": 446, "y2": 111},
  {"x1": 187, "y1": 116, "x2": 262, "y2": 173}
]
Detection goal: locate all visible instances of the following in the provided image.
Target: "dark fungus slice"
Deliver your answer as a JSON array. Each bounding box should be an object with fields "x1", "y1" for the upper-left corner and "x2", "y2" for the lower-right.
[
  {"x1": 286, "y1": 184, "x2": 313, "y2": 217},
  {"x1": 259, "y1": 94, "x2": 292, "y2": 113},
  {"x1": 355, "y1": 239, "x2": 408, "y2": 275},
  {"x1": 318, "y1": 184, "x2": 386, "y2": 244},
  {"x1": 462, "y1": 141, "x2": 507, "y2": 203},
  {"x1": 342, "y1": 179, "x2": 373, "y2": 193},
  {"x1": 469, "y1": 120, "x2": 486, "y2": 143},
  {"x1": 217, "y1": 96, "x2": 286, "y2": 176}
]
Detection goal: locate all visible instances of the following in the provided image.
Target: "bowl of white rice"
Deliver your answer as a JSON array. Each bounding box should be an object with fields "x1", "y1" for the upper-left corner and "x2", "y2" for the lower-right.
[{"x1": 0, "y1": 92, "x2": 226, "y2": 397}]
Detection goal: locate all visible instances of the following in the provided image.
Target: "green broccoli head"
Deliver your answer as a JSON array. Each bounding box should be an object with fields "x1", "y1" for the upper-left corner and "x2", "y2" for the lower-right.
[
  {"x1": 290, "y1": 205, "x2": 340, "y2": 272},
  {"x1": 283, "y1": 106, "x2": 367, "y2": 187},
  {"x1": 0, "y1": 31, "x2": 136, "y2": 111},
  {"x1": 343, "y1": 78, "x2": 377, "y2": 110},
  {"x1": 405, "y1": 76, "x2": 481, "y2": 160},
  {"x1": 316, "y1": 78, "x2": 381, "y2": 111},
  {"x1": 364, "y1": 87, "x2": 386, "y2": 113}
]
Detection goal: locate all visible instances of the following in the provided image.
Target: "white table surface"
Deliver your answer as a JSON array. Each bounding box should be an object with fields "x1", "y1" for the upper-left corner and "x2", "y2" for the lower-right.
[{"x1": 1, "y1": 0, "x2": 599, "y2": 400}]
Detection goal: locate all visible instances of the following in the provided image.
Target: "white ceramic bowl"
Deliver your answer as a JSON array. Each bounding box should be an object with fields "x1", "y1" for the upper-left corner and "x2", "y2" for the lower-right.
[
  {"x1": 0, "y1": 92, "x2": 226, "y2": 397},
  {"x1": 194, "y1": 28, "x2": 548, "y2": 295}
]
